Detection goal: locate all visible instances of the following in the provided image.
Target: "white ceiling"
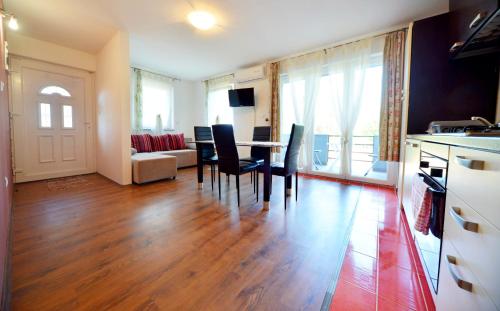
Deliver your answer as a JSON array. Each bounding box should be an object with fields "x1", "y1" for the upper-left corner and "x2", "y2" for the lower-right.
[{"x1": 6, "y1": 0, "x2": 448, "y2": 80}]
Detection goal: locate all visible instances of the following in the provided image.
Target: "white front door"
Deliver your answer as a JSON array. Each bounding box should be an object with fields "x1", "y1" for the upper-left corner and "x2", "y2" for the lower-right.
[{"x1": 10, "y1": 57, "x2": 95, "y2": 182}]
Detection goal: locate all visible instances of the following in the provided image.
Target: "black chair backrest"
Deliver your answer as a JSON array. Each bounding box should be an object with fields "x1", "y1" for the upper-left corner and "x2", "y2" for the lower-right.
[
  {"x1": 250, "y1": 126, "x2": 271, "y2": 159},
  {"x1": 212, "y1": 124, "x2": 240, "y2": 174},
  {"x1": 284, "y1": 124, "x2": 304, "y2": 175},
  {"x1": 194, "y1": 126, "x2": 216, "y2": 159}
]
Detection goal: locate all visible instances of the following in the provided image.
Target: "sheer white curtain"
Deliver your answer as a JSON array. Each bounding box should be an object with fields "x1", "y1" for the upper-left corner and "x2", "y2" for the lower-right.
[
  {"x1": 279, "y1": 37, "x2": 384, "y2": 174},
  {"x1": 324, "y1": 38, "x2": 380, "y2": 175},
  {"x1": 131, "y1": 69, "x2": 174, "y2": 133},
  {"x1": 206, "y1": 75, "x2": 234, "y2": 125},
  {"x1": 280, "y1": 52, "x2": 325, "y2": 170}
]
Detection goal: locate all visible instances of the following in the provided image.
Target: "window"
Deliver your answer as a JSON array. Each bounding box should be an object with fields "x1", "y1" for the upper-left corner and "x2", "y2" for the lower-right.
[
  {"x1": 40, "y1": 103, "x2": 51, "y2": 128},
  {"x1": 279, "y1": 37, "x2": 388, "y2": 181},
  {"x1": 141, "y1": 76, "x2": 174, "y2": 130},
  {"x1": 132, "y1": 69, "x2": 174, "y2": 131},
  {"x1": 207, "y1": 86, "x2": 233, "y2": 125},
  {"x1": 40, "y1": 86, "x2": 71, "y2": 97},
  {"x1": 62, "y1": 105, "x2": 73, "y2": 128}
]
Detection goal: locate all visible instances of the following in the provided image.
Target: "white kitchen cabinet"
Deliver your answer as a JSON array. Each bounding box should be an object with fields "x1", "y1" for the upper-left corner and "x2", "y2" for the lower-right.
[
  {"x1": 443, "y1": 191, "x2": 500, "y2": 310},
  {"x1": 437, "y1": 235, "x2": 497, "y2": 311},
  {"x1": 447, "y1": 146, "x2": 500, "y2": 229},
  {"x1": 402, "y1": 139, "x2": 421, "y2": 235}
]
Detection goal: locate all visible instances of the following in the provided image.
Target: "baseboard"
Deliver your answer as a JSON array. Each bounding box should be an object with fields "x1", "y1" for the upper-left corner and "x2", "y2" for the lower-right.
[{"x1": 1, "y1": 200, "x2": 12, "y2": 311}]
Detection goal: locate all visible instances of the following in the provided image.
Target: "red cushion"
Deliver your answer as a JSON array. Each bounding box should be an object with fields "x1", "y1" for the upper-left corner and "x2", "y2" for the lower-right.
[
  {"x1": 160, "y1": 134, "x2": 172, "y2": 151},
  {"x1": 167, "y1": 133, "x2": 186, "y2": 150},
  {"x1": 151, "y1": 135, "x2": 168, "y2": 152},
  {"x1": 131, "y1": 134, "x2": 153, "y2": 153}
]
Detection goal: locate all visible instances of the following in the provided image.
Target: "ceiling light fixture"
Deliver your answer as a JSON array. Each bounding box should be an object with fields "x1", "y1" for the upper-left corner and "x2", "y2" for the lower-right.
[
  {"x1": 188, "y1": 11, "x2": 215, "y2": 30},
  {"x1": 0, "y1": 9, "x2": 19, "y2": 31}
]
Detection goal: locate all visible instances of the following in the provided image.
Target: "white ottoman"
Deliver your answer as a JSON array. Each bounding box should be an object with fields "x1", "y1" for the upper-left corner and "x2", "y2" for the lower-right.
[{"x1": 131, "y1": 153, "x2": 177, "y2": 184}]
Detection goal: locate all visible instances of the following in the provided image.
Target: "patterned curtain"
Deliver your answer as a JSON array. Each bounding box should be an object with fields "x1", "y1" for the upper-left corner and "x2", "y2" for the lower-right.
[
  {"x1": 270, "y1": 62, "x2": 280, "y2": 152},
  {"x1": 133, "y1": 68, "x2": 143, "y2": 132},
  {"x1": 379, "y1": 30, "x2": 406, "y2": 162}
]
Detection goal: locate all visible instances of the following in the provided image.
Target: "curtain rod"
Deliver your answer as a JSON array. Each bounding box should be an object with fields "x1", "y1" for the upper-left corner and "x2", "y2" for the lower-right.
[
  {"x1": 269, "y1": 26, "x2": 408, "y2": 64},
  {"x1": 203, "y1": 24, "x2": 408, "y2": 82},
  {"x1": 131, "y1": 66, "x2": 181, "y2": 81},
  {"x1": 202, "y1": 73, "x2": 234, "y2": 84}
]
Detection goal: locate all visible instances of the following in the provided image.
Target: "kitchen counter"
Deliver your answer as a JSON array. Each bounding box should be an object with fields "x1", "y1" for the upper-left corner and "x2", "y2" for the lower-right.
[{"x1": 407, "y1": 134, "x2": 500, "y2": 153}]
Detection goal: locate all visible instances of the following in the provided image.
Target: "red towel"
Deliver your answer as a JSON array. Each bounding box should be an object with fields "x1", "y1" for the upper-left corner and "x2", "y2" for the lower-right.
[{"x1": 411, "y1": 174, "x2": 432, "y2": 235}]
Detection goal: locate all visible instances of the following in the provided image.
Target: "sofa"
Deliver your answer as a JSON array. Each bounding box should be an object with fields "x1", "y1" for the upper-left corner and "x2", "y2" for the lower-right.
[{"x1": 131, "y1": 133, "x2": 197, "y2": 184}]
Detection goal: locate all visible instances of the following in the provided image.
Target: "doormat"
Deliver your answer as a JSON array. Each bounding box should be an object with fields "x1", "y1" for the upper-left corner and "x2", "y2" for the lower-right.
[{"x1": 47, "y1": 175, "x2": 93, "y2": 191}]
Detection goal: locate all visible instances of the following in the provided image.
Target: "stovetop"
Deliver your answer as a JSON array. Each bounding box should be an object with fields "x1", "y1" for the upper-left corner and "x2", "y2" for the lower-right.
[
  {"x1": 428, "y1": 121, "x2": 500, "y2": 137},
  {"x1": 432, "y1": 130, "x2": 500, "y2": 137}
]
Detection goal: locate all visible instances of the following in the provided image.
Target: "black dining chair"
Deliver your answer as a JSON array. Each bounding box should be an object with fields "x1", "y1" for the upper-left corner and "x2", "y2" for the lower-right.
[
  {"x1": 240, "y1": 126, "x2": 271, "y2": 193},
  {"x1": 212, "y1": 124, "x2": 259, "y2": 206},
  {"x1": 194, "y1": 126, "x2": 218, "y2": 190},
  {"x1": 270, "y1": 124, "x2": 304, "y2": 209}
]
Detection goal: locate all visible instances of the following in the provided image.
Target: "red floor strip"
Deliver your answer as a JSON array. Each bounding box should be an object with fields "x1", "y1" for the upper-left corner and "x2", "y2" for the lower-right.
[{"x1": 330, "y1": 185, "x2": 436, "y2": 311}]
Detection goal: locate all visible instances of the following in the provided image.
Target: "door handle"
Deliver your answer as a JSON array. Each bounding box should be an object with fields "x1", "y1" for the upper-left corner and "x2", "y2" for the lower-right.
[
  {"x1": 469, "y1": 11, "x2": 488, "y2": 29},
  {"x1": 446, "y1": 255, "x2": 473, "y2": 292},
  {"x1": 455, "y1": 156, "x2": 484, "y2": 170},
  {"x1": 450, "y1": 207, "x2": 479, "y2": 233}
]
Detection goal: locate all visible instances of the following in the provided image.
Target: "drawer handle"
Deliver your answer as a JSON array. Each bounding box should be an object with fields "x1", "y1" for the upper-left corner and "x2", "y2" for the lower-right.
[
  {"x1": 405, "y1": 141, "x2": 418, "y2": 148},
  {"x1": 455, "y1": 156, "x2": 484, "y2": 170},
  {"x1": 446, "y1": 255, "x2": 473, "y2": 292},
  {"x1": 469, "y1": 11, "x2": 488, "y2": 29},
  {"x1": 450, "y1": 207, "x2": 479, "y2": 233},
  {"x1": 449, "y1": 41, "x2": 464, "y2": 53}
]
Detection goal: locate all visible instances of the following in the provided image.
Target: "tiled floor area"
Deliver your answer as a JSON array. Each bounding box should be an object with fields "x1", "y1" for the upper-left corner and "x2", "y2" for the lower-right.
[{"x1": 330, "y1": 184, "x2": 435, "y2": 311}]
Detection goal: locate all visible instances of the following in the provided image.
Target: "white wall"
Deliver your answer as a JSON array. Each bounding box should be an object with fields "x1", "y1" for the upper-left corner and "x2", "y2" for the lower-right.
[
  {"x1": 7, "y1": 32, "x2": 97, "y2": 72},
  {"x1": 96, "y1": 31, "x2": 132, "y2": 185},
  {"x1": 232, "y1": 68, "x2": 271, "y2": 157},
  {"x1": 194, "y1": 64, "x2": 272, "y2": 156}
]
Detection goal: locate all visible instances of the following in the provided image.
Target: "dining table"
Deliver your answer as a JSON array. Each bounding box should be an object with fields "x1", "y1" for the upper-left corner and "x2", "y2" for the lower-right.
[{"x1": 192, "y1": 140, "x2": 287, "y2": 210}]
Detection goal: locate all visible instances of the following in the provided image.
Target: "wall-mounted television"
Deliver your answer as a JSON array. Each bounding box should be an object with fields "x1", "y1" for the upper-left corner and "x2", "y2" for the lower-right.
[{"x1": 228, "y1": 88, "x2": 255, "y2": 107}]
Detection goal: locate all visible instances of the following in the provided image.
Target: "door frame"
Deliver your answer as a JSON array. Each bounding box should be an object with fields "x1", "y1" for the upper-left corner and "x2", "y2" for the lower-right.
[{"x1": 9, "y1": 56, "x2": 96, "y2": 182}]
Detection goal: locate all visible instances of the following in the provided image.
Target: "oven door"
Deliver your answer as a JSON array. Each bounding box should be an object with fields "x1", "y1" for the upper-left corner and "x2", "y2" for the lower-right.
[
  {"x1": 420, "y1": 151, "x2": 448, "y2": 188},
  {"x1": 414, "y1": 173, "x2": 446, "y2": 294}
]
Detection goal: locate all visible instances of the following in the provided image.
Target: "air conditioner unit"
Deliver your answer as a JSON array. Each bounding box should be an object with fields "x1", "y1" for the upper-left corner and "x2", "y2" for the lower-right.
[{"x1": 234, "y1": 65, "x2": 266, "y2": 83}]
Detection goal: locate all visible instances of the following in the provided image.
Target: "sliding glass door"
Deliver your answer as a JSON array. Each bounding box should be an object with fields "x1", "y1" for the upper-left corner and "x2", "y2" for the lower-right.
[
  {"x1": 279, "y1": 37, "x2": 393, "y2": 184},
  {"x1": 312, "y1": 75, "x2": 343, "y2": 176},
  {"x1": 348, "y1": 65, "x2": 387, "y2": 181},
  {"x1": 311, "y1": 65, "x2": 388, "y2": 182}
]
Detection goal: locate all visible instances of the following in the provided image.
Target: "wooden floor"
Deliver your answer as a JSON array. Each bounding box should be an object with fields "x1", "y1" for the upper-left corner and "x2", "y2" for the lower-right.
[{"x1": 12, "y1": 167, "x2": 363, "y2": 311}]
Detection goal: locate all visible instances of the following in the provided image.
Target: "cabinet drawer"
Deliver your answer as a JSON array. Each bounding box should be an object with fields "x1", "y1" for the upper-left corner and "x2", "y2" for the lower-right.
[
  {"x1": 437, "y1": 237, "x2": 496, "y2": 311},
  {"x1": 447, "y1": 146, "x2": 500, "y2": 229},
  {"x1": 444, "y1": 192, "x2": 500, "y2": 309}
]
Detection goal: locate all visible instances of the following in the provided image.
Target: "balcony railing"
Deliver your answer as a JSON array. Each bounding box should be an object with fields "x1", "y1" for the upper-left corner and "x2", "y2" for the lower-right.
[{"x1": 313, "y1": 134, "x2": 387, "y2": 176}]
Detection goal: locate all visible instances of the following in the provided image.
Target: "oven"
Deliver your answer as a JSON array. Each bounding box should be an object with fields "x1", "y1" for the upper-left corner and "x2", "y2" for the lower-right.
[
  {"x1": 414, "y1": 143, "x2": 448, "y2": 294},
  {"x1": 419, "y1": 147, "x2": 448, "y2": 188}
]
